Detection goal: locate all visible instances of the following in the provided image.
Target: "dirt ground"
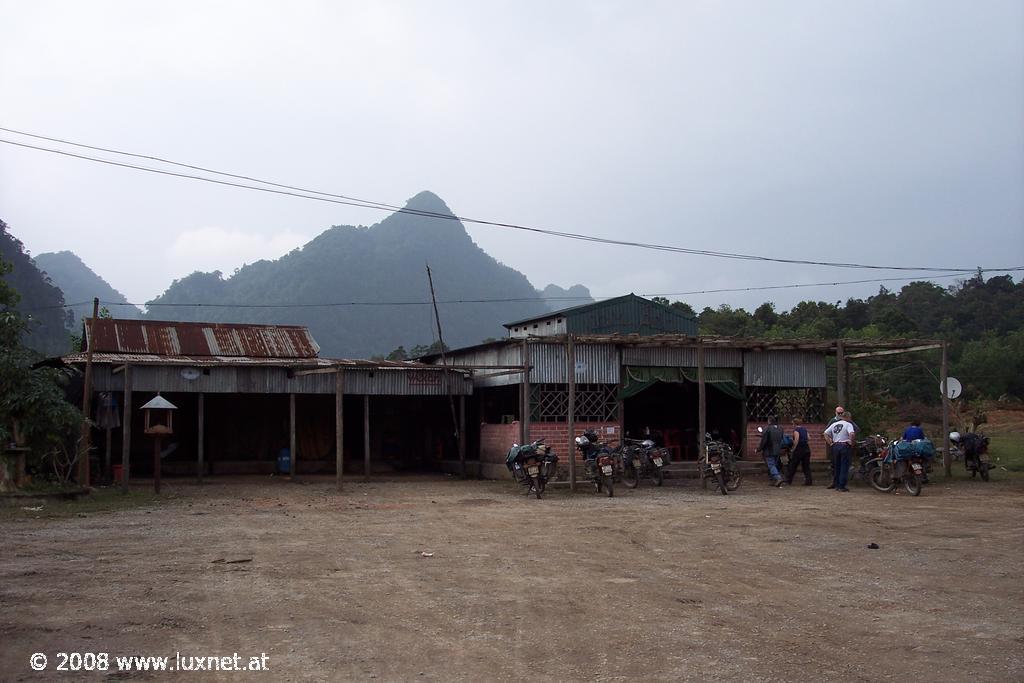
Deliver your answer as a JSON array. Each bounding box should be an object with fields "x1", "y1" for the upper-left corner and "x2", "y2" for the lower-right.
[{"x1": 1, "y1": 474, "x2": 1022, "y2": 682}]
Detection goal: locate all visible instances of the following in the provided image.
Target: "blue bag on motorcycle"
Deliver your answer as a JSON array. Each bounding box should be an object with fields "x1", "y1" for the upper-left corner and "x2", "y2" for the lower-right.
[{"x1": 890, "y1": 439, "x2": 936, "y2": 461}]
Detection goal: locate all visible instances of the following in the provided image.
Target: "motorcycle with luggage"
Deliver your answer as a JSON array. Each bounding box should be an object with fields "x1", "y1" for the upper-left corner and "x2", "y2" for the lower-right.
[
  {"x1": 575, "y1": 430, "x2": 616, "y2": 497},
  {"x1": 871, "y1": 438, "x2": 934, "y2": 496},
  {"x1": 620, "y1": 438, "x2": 667, "y2": 488},
  {"x1": 506, "y1": 439, "x2": 559, "y2": 499},
  {"x1": 949, "y1": 431, "x2": 992, "y2": 481},
  {"x1": 701, "y1": 434, "x2": 742, "y2": 495}
]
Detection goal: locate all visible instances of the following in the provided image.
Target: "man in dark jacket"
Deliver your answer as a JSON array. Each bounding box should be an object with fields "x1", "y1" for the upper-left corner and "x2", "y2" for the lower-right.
[
  {"x1": 758, "y1": 416, "x2": 785, "y2": 487},
  {"x1": 785, "y1": 416, "x2": 813, "y2": 486}
]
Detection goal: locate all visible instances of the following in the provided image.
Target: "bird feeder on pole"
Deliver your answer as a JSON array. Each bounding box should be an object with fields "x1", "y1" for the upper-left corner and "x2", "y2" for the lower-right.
[{"x1": 141, "y1": 394, "x2": 177, "y2": 494}]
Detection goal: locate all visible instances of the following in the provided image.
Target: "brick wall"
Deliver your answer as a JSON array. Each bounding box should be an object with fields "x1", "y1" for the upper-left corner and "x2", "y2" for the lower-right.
[
  {"x1": 480, "y1": 422, "x2": 521, "y2": 464},
  {"x1": 745, "y1": 422, "x2": 829, "y2": 460},
  {"x1": 529, "y1": 421, "x2": 620, "y2": 469}
]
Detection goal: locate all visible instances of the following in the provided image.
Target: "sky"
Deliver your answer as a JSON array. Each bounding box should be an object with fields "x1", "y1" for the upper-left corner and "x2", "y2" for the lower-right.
[{"x1": 1, "y1": 0, "x2": 1022, "y2": 315}]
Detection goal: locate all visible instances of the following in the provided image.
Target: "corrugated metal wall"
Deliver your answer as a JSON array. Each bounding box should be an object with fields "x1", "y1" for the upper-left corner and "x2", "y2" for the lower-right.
[
  {"x1": 443, "y1": 344, "x2": 524, "y2": 387},
  {"x1": 743, "y1": 351, "x2": 826, "y2": 388},
  {"x1": 525, "y1": 343, "x2": 619, "y2": 384},
  {"x1": 621, "y1": 347, "x2": 742, "y2": 368},
  {"x1": 88, "y1": 365, "x2": 473, "y2": 395}
]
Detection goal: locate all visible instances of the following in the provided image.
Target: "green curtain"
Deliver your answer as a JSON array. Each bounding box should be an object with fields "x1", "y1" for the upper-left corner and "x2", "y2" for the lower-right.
[{"x1": 619, "y1": 366, "x2": 744, "y2": 401}]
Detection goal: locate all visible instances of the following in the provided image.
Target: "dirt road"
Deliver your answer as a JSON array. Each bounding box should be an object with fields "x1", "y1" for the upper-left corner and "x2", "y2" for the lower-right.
[{"x1": 2, "y1": 475, "x2": 1022, "y2": 681}]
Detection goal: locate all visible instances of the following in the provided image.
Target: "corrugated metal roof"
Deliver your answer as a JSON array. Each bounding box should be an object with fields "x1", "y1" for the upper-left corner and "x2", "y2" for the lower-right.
[
  {"x1": 85, "y1": 319, "x2": 321, "y2": 358},
  {"x1": 62, "y1": 352, "x2": 459, "y2": 371},
  {"x1": 503, "y1": 294, "x2": 697, "y2": 332}
]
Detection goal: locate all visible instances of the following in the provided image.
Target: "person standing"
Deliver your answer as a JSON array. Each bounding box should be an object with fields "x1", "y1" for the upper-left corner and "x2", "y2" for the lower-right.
[
  {"x1": 824, "y1": 411, "x2": 856, "y2": 492},
  {"x1": 758, "y1": 416, "x2": 785, "y2": 487},
  {"x1": 785, "y1": 416, "x2": 813, "y2": 485},
  {"x1": 902, "y1": 420, "x2": 925, "y2": 441}
]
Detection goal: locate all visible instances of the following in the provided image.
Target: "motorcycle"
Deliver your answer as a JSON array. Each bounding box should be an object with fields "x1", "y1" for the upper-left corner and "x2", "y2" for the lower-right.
[
  {"x1": 871, "y1": 438, "x2": 934, "y2": 496},
  {"x1": 620, "y1": 438, "x2": 667, "y2": 488},
  {"x1": 506, "y1": 439, "x2": 559, "y2": 499},
  {"x1": 575, "y1": 430, "x2": 616, "y2": 497},
  {"x1": 950, "y1": 431, "x2": 992, "y2": 481},
  {"x1": 853, "y1": 435, "x2": 886, "y2": 486},
  {"x1": 701, "y1": 434, "x2": 742, "y2": 495}
]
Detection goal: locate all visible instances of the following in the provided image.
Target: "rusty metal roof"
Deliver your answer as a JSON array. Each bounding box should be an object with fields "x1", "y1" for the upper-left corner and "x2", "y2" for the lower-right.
[
  {"x1": 85, "y1": 319, "x2": 321, "y2": 359},
  {"x1": 61, "y1": 352, "x2": 463, "y2": 371}
]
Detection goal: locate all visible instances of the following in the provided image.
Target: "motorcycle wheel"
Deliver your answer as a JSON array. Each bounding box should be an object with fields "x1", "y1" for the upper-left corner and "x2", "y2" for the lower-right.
[
  {"x1": 594, "y1": 478, "x2": 602, "y2": 494},
  {"x1": 905, "y1": 474, "x2": 922, "y2": 497},
  {"x1": 651, "y1": 467, "x2": 664, "y2": 487},
  {"x1": 533, "y1": 476, "x2": 543, "y2": 499},
  {"x1": 716, "y1": 472, "x2": 728, "y2": 495},
  {"x1": 621, "y1": 464, "x2": 639, "y2": 489},
  {"x1": 980, "y1": 463, "x2": 990, "y2": 482},
  {"x1": 870, "y1": 468, "x2": 895, "y2": 493},
  {"x1": 604, "y1": 476, "x2": 614, "y2": 497},
  {"x1": 725, "y1": 468, "x2": 742, "y2": 491}
]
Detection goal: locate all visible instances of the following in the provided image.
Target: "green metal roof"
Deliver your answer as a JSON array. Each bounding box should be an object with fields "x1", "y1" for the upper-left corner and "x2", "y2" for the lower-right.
[{"x1": 504, "y1": 294, "x2": 697, "y2": 336}]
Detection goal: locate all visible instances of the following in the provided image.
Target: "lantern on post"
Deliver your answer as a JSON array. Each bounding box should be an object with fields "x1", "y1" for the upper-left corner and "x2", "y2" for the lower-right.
[{"x1": 140, "y1": 394, "x2": 177, "y2": 494}]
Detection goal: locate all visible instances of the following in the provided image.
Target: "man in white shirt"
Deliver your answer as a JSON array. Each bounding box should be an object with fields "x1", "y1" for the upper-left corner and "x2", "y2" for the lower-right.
[{"x1": 824, "y1": 411, "x2": 856, "y2": 492}]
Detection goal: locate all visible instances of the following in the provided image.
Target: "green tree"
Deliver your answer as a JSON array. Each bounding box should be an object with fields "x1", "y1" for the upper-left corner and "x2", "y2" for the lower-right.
[{"x1": 0, "y1": 256, "x2": 82, "y2": 465}]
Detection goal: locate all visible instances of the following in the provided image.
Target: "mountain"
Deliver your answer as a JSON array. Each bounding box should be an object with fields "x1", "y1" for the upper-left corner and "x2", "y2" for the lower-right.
[
  {"x1": 146, "y1": 192, "x2": 551, "y2": 358},
  {"x1": 0, "y1": 220, "x2": 72, "y2": 356},
  {"x1": 541, "y1": 283, "x2": 594, "y2": 311},
  {"x1": 34, "y1": 251, "x2": 142, "y2": 327}
]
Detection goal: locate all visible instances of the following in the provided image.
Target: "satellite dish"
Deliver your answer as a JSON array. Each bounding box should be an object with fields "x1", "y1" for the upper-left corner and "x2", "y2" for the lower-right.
[
  {"x1": 180, "y1": 367, "x2": 201, "y2": 381},
  {"x1": 941, "y1": 377, "x2": 962, "y2": 400}
]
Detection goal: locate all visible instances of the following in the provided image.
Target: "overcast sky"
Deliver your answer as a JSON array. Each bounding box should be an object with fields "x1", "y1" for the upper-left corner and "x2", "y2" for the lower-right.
[{"x1": 1, "y1": 0, "x2": 1022, "y2": 314}]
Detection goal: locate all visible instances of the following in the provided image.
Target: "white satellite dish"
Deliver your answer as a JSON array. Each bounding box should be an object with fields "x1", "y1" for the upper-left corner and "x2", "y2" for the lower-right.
[{"x1": 941, "y1": 377, "x2": 962, "y2": 400}]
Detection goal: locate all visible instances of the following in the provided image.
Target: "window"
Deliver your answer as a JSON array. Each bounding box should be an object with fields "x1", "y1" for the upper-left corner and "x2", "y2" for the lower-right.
[{"x1": 529, "y1": 383, "x2": 618, "y2": 422}]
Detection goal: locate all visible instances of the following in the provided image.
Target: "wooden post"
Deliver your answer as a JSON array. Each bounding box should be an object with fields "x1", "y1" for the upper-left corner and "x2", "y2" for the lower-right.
[
  {"x1": 342, "y1": 370, "x2": 350, "y2": 489},
  {"x1": 121, "y1": 365, "x2": 132, "y2": 494},
  {"x1": 363, "y1": 395, "x2": 370, "y2": 481},
  {"x1": 697, "y1": 339, "x2": 707, "y2": 467},
  {"x1": 104, "y1": 427, "x2": 112, "y2": 483},
  {"x1": 617, "y1": 347, "x2": 625, "y2": 441},
  {"x1": 740, "y1": 384, "x2": 748, "y2": 461},
  {"x1": 941, "y1": 341, "x2": 951, "y2": 478},
  {"x1": 836, "y1": 340, "x2": 846, "y2": 408},
  {"x1": 289, "y1": 393, "x2": 296, "y2": 480},
  {"x1": 521, "y1": 340, "x2": 531, "y2": 445},
  {"x1": 153, "y1": 436, "x2": 161, "y2": 494},
  {"x1": 567, "y1": 336, "x2": 576, "y2": 492},
  {"x1": 78, "y1": 297, "x2": 99, "y2": 488},
  {"x1": 197, "y1": 392, "x2": 205, "y2": 483},
  {"x1": 458, "y1": 394, "x2": 466, "y2": 478}
]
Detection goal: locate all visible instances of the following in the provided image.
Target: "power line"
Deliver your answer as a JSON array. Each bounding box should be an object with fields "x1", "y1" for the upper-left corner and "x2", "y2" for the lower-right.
[
  {"x1": 2, "y1": 128, "x2": 1019, "y2": 273},
  {"x1": 18, "y1": 268, "x2": 1020, "y2": 313}
]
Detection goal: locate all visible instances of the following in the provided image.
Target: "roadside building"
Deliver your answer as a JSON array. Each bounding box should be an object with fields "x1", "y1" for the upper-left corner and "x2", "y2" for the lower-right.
[{"x1": 63, "y1": 318, "x2": 471, "y2": 485}]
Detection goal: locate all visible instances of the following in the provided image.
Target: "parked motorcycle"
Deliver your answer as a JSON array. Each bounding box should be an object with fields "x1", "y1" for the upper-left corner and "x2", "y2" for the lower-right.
[
  {"x1": 506, "y1": 439, "x2": 559, "y2": 499},
  {"x1": 620, "y1": 438, "x2": 667, "y2": 488},
  {"x1": 871, "y1": 438, "x2": 934, "y2": 496},
  {"x1": 702, "y1": 434, "x2": 742, "y2": 495},
  {"x1": 575, "y1": 430, "x2": 616, "y2": 497},
  {"x1": 853, "y1": 435, "x2": 886, "y2": 486},
  {"x1": 950, "y1": 431, "x2": 992, "y2": 481}
]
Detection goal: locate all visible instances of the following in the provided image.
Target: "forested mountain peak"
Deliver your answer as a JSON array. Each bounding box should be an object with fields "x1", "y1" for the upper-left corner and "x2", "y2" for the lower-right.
[
  {"x1": 146, "y1": 192, "x2": 548, "y2": 358},
  {"x1": 34, "y1": 250, "x2": 142, "y2": 325},
  {"x1": 0, "y1": 221, "x2": 71, "y2": 355}
]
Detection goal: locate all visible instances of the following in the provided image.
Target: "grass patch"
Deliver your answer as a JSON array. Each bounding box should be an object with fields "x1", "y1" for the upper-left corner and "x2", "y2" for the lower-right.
[
  {"x1": 0, "y1": 486, "x2": 184, "y2": 522},
  {"x1": 988, "y1": 434, "x2": 1024, "y2": 473}
]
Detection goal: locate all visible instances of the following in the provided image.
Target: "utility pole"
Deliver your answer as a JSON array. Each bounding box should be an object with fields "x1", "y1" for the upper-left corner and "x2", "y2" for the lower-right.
[
  {"x1": 78, "y1": 297, "x2": 99, "y2": 488},
  {"x1": 426, "y1": 264, "x2": 461, "y2": 473}
]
